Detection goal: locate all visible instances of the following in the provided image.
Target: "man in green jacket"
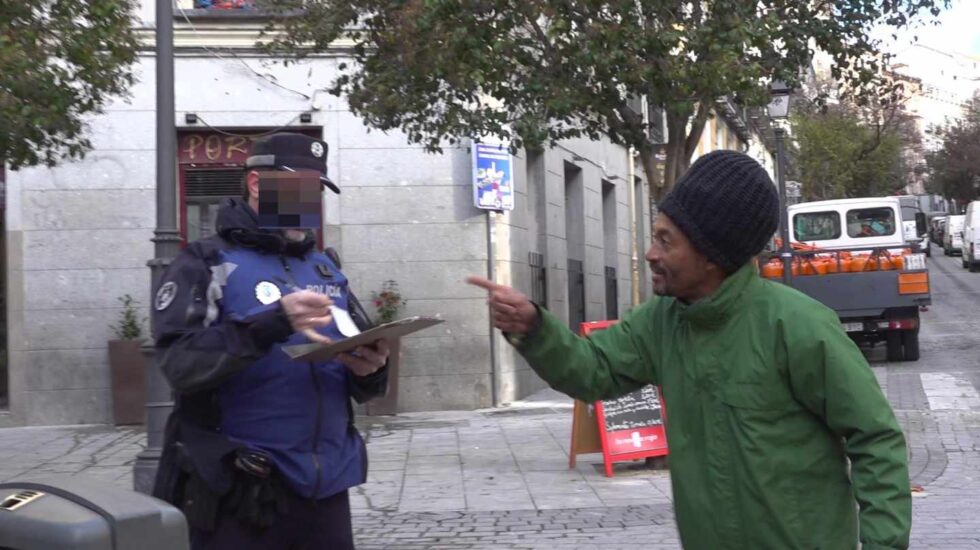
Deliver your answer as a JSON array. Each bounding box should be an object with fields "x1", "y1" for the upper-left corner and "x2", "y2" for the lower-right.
[{"x1": 468, "y1": 150, "x2": 911, "y2": 549}]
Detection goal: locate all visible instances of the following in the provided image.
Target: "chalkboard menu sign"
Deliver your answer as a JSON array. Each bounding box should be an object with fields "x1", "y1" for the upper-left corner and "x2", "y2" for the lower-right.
[
  {"x1": 578, "y1": 321, "x2": 670, "y2": 477},
  {"x1": 599, "y1": 385, "x2": 664, "y2": 432}
]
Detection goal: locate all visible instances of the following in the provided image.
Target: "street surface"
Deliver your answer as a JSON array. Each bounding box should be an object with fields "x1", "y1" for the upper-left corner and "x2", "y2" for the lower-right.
[{"x1": 0, "y1": 253, "x2": 978, "y2": 548}]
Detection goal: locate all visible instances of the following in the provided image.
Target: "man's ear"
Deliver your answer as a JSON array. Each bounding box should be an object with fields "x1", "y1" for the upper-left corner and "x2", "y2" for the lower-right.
[
  {"x1": 702, "y1": 254, "x2": 723, "y2": 276},
  {"x1": 246, "y1": 170, "x2": 261, "y2": 202}
]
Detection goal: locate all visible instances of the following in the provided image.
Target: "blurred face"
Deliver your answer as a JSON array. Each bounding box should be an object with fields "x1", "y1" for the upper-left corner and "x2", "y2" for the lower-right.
[{"x1": 645, "y1": 214, "x2": 724, "y2": 303}]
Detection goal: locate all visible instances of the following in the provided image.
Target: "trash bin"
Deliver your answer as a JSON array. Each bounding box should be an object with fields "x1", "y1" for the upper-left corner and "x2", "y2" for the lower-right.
[{"x1": 0, "y1": 476, "x2": 187, "y2": 550}]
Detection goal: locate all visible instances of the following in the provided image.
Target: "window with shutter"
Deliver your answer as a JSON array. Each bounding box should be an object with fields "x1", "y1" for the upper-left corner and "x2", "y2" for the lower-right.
[{"x1": 183, "y1": 168, "x2": 241, "y2": 242}]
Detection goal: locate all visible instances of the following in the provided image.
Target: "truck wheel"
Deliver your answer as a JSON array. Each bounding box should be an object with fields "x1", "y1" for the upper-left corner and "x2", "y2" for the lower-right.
[
  {"x1": 902, "y1": 330, "x2": 920, "y2": 361},
  {"x1": 886, "y1": 331, "x2": 903, "y2": 362}
]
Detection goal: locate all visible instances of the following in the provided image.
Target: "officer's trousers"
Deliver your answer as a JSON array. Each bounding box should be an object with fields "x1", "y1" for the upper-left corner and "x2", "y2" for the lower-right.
[{"x1": 189, "y1": 488, "x2": 354, "y2": 550}]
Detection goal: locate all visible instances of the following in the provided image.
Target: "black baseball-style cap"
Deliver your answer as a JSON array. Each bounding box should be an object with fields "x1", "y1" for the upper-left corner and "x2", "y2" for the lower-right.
[{"x1": 244, "y1": 132, "x2": 340, "y2": 194}]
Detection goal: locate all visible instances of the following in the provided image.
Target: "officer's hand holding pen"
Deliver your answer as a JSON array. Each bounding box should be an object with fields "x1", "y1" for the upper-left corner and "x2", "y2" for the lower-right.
[
  {"x1": 277, "y1": 284, "x2": 389, "y2": 374},
  {"x1": 279, "y1": 289, "x2": 334, "y2": 345}
]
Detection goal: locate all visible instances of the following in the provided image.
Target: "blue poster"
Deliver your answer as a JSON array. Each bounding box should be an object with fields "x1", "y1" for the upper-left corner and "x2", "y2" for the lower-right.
[{"x1": 473, "y1": 143, "x2": 514, "y2": 211}]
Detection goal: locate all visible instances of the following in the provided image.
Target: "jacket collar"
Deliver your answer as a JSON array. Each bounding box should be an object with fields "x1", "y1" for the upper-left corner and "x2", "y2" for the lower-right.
[
  {"x1": 215, "y1": 198, "x2": 316, "y2": 257},
  {"x1": 671, "y1": 262, "x2": 757, "y2": 328}
]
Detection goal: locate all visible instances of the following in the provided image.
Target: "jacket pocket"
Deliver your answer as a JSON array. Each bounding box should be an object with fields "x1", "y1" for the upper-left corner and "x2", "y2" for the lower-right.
[{"x1": 717, "y1": 382, "x2": 798, "y2": 411}]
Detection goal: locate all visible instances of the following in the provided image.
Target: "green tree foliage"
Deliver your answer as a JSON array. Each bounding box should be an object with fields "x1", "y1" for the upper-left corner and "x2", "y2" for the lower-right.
[
  {"x1": 926, "y1": 94, "x2": 980, "y2": 205},
  {"x1": 262, "y1": 0, "x2": 947, "y2": 200},
  {"x1": 793, "y1": 83, "x2": 918, "y2": 200},
  {"x1": 0, "y1": 1, "x2": 139, "y2": 169}
]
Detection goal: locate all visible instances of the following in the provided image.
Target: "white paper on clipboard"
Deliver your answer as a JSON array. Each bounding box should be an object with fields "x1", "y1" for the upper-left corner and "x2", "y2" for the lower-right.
[{"x1": 283, "y1": 316, "x2": 445, "y2": 362}]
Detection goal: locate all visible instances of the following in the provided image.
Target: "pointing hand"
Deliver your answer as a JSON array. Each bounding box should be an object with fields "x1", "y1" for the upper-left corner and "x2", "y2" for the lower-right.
[{"x1": 466, "y1": 276, "x2": 539, "y2": 334}]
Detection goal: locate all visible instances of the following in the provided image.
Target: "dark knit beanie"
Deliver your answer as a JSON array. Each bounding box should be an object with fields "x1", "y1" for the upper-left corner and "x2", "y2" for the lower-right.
[{"x1": 658, "y1": 150, "x2": 779, "y2": 274}]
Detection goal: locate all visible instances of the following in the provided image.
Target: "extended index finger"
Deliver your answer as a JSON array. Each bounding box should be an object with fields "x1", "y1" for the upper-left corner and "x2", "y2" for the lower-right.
[{"x1": 466, "y1": 275, "x2": 508, "y2": 293}]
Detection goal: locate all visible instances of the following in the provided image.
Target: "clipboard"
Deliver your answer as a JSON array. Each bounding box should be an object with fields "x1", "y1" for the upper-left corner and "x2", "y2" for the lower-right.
[{"x1": 282, "y1": 316, "x2": 445, "y2": 362}]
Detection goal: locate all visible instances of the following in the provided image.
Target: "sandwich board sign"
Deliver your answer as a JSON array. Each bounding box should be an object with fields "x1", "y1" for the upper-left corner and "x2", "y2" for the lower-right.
[{"x1": 568, "y1": 321, "x2": 669, "y2": 477}]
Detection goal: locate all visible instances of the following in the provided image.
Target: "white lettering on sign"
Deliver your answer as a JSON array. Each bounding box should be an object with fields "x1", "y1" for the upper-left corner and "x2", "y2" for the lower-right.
[
  {"x1": 306, "y1": 284, "x2": 343, "y2": 298},
  {"x1": 613, "y1": 434, "x2": 659, "y2": 447}
]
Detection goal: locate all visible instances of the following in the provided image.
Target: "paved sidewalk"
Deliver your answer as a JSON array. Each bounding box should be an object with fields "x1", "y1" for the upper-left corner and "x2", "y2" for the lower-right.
[{"x1": 0, "y1": 388, "x2": 977, "y2": 548}]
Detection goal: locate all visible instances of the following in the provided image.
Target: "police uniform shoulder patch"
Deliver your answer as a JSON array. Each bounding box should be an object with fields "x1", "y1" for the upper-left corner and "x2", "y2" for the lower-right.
[
  {"x1": 255, "y1": 281, "x2": 283, "y2": 305},
  {"x1": 155, "y1": 282, "x2": 178, "y2": 311}
]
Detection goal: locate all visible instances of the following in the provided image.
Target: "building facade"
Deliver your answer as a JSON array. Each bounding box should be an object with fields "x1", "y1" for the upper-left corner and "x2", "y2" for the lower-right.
[
  {"x1": 2, "y1": 3, "x2": 657, "y2": 425},
  {"x1": 1, "y1": 3, "x2": 776, "y2": 426}
]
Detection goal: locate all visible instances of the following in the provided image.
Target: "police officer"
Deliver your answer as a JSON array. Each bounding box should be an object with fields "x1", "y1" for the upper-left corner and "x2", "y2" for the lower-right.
[{"x1": 151, "y1": 132, "x2": 389, "y2": 549}]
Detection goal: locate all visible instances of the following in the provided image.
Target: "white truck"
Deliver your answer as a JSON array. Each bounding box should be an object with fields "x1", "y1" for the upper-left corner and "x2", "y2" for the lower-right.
[{"x1": 762, "y1": 197, "x2": 930, "y2": 362}]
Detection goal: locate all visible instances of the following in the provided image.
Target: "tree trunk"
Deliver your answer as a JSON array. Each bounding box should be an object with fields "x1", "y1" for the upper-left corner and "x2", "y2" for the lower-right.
[
  {"x1": 657, "y1": 105, "x2": 710, "y2": 201},
  {"x1": 644, "y1": 104, "x2": 710, "y2": 236}
]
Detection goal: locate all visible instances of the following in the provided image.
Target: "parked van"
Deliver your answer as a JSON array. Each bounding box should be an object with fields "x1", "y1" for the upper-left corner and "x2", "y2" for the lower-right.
[
  {"x1": 943, "y1": 214, "x2": 965, "y2": 256},
  {"x1": 961, "y1": 201, "x2": 980, "y2": 271},
  {"x1": 898, "y1": 196, "x2": 930, "y2": 256}
]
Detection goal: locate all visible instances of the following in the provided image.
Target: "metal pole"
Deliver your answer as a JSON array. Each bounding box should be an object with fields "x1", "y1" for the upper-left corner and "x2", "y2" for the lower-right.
[
  {"x1": 486, "y1": 210, "x2": 499, "y2": 407},
  {"x1": 134, "y1": 0, "x2": 181, "y2": 494},
  {"x1": 627, "y1": 147, "x2": 641, "y2": 307},
  {"x1": 775, "y1": 125, "x2": 792, "y2": 287}
]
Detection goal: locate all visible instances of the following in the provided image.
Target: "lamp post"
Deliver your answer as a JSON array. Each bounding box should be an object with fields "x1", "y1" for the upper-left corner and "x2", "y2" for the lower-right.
[
  {"x1": 768, "y1": 81, "x2": 792, "y2": 286},
  {"x1": 134, "y1": 0, "x2": 180, "y2": 494}
]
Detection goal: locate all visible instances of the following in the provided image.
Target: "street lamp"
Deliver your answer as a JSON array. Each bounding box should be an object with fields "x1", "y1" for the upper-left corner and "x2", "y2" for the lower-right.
[
  {"x1": 134, "y1": 0, "x2": 179, "y2": 494},
  {"x1": 768, "y1": 80, "x2": 792, "y2": 286}
]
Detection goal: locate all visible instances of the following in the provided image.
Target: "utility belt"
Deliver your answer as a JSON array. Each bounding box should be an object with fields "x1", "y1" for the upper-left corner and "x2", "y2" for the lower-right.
[{"x1": 175, "y1": 443, "x2": 290, "y2": 534}]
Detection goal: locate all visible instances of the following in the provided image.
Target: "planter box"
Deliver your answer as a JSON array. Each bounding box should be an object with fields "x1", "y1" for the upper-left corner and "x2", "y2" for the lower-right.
[{"x1": 108, "y1": 340, "x2": 146, "y2": 425}]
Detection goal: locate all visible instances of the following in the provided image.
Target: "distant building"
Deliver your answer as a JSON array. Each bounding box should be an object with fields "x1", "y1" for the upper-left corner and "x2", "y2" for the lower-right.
[{"x1": 890, "y1": 44, "x2": 980, "y2": 198}]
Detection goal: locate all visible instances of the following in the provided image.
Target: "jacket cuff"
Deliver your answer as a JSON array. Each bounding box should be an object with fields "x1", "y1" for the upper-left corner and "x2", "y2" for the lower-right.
[
  {"x1": 503, "y1": 303, "x2": 544, "y2": 347},
  {"x1": 245, "y1": 305, "x2": 293, "y2": 350}
]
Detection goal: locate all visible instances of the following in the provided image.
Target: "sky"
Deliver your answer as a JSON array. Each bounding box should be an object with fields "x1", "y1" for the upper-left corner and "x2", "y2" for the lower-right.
[{"x1": 875, "y1": 0, "x2": 980, "y2": 58}]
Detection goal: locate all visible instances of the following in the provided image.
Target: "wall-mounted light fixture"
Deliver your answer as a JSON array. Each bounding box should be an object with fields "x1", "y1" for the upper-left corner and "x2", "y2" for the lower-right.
[{"x1": 184, "y1": 113, "x2": 198, "y2": 124}]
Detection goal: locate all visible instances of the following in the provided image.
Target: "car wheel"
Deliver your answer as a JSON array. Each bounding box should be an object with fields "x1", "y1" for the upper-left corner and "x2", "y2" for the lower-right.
[
  {"x1": 886, "y1": 331, "x2": 903, "y2": 362},
  {"x1": 944, "y1": 246, "x2": 949, "y2": 256},
  {"x1": 902, "y1": 330, "x2": 920, "y2": 362}
]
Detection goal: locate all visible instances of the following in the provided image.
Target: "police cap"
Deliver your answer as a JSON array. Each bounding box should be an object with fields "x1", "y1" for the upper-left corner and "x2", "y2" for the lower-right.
[{"x1": 244, "y1": 132, "x2": 340, "y2": 194}]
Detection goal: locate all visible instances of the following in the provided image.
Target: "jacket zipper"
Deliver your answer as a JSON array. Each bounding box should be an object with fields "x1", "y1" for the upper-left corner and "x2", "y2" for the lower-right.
[{"x1": 279, "y1": 255, "x2": 324, "y2": 499}]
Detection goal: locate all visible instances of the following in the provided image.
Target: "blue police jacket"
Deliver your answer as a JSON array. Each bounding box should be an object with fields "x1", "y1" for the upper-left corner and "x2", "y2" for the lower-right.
[{"x1": 151, "y1": 198, "x2": 386, "y2": 500}]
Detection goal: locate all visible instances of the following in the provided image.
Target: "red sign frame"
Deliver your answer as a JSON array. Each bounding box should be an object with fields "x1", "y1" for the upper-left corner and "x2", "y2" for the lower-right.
[{"x1": 580, "y1": 321, "x2": 669, "y2": 477}]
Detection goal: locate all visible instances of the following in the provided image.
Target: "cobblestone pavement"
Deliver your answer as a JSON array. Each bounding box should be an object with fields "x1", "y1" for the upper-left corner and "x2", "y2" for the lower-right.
[
  {"x1": 0, "y1": 395, "x2": 977, "y2": 548},
  {"x1": 0, "y1": 254, "x2": 979, "y2": 548}
]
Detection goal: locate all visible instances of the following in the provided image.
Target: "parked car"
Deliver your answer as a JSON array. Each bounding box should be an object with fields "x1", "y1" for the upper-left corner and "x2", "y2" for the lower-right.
[
  {"x1": 962, "y1": 201, "x2": 980, "y2": 271},
  {"x1": 943, "y1": 215, "x2": 965, "y2": 256}
]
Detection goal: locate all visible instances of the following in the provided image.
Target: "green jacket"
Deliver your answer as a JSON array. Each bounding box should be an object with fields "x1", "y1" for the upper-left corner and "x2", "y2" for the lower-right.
[{"x1": 517, "y1": 263, "x2": 911, "y2": 549}]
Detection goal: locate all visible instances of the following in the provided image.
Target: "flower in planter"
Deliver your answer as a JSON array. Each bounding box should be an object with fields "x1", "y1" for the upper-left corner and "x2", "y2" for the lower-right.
[{"x1": 371, "y1": 280, "x2": 405, "y2": 324}]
